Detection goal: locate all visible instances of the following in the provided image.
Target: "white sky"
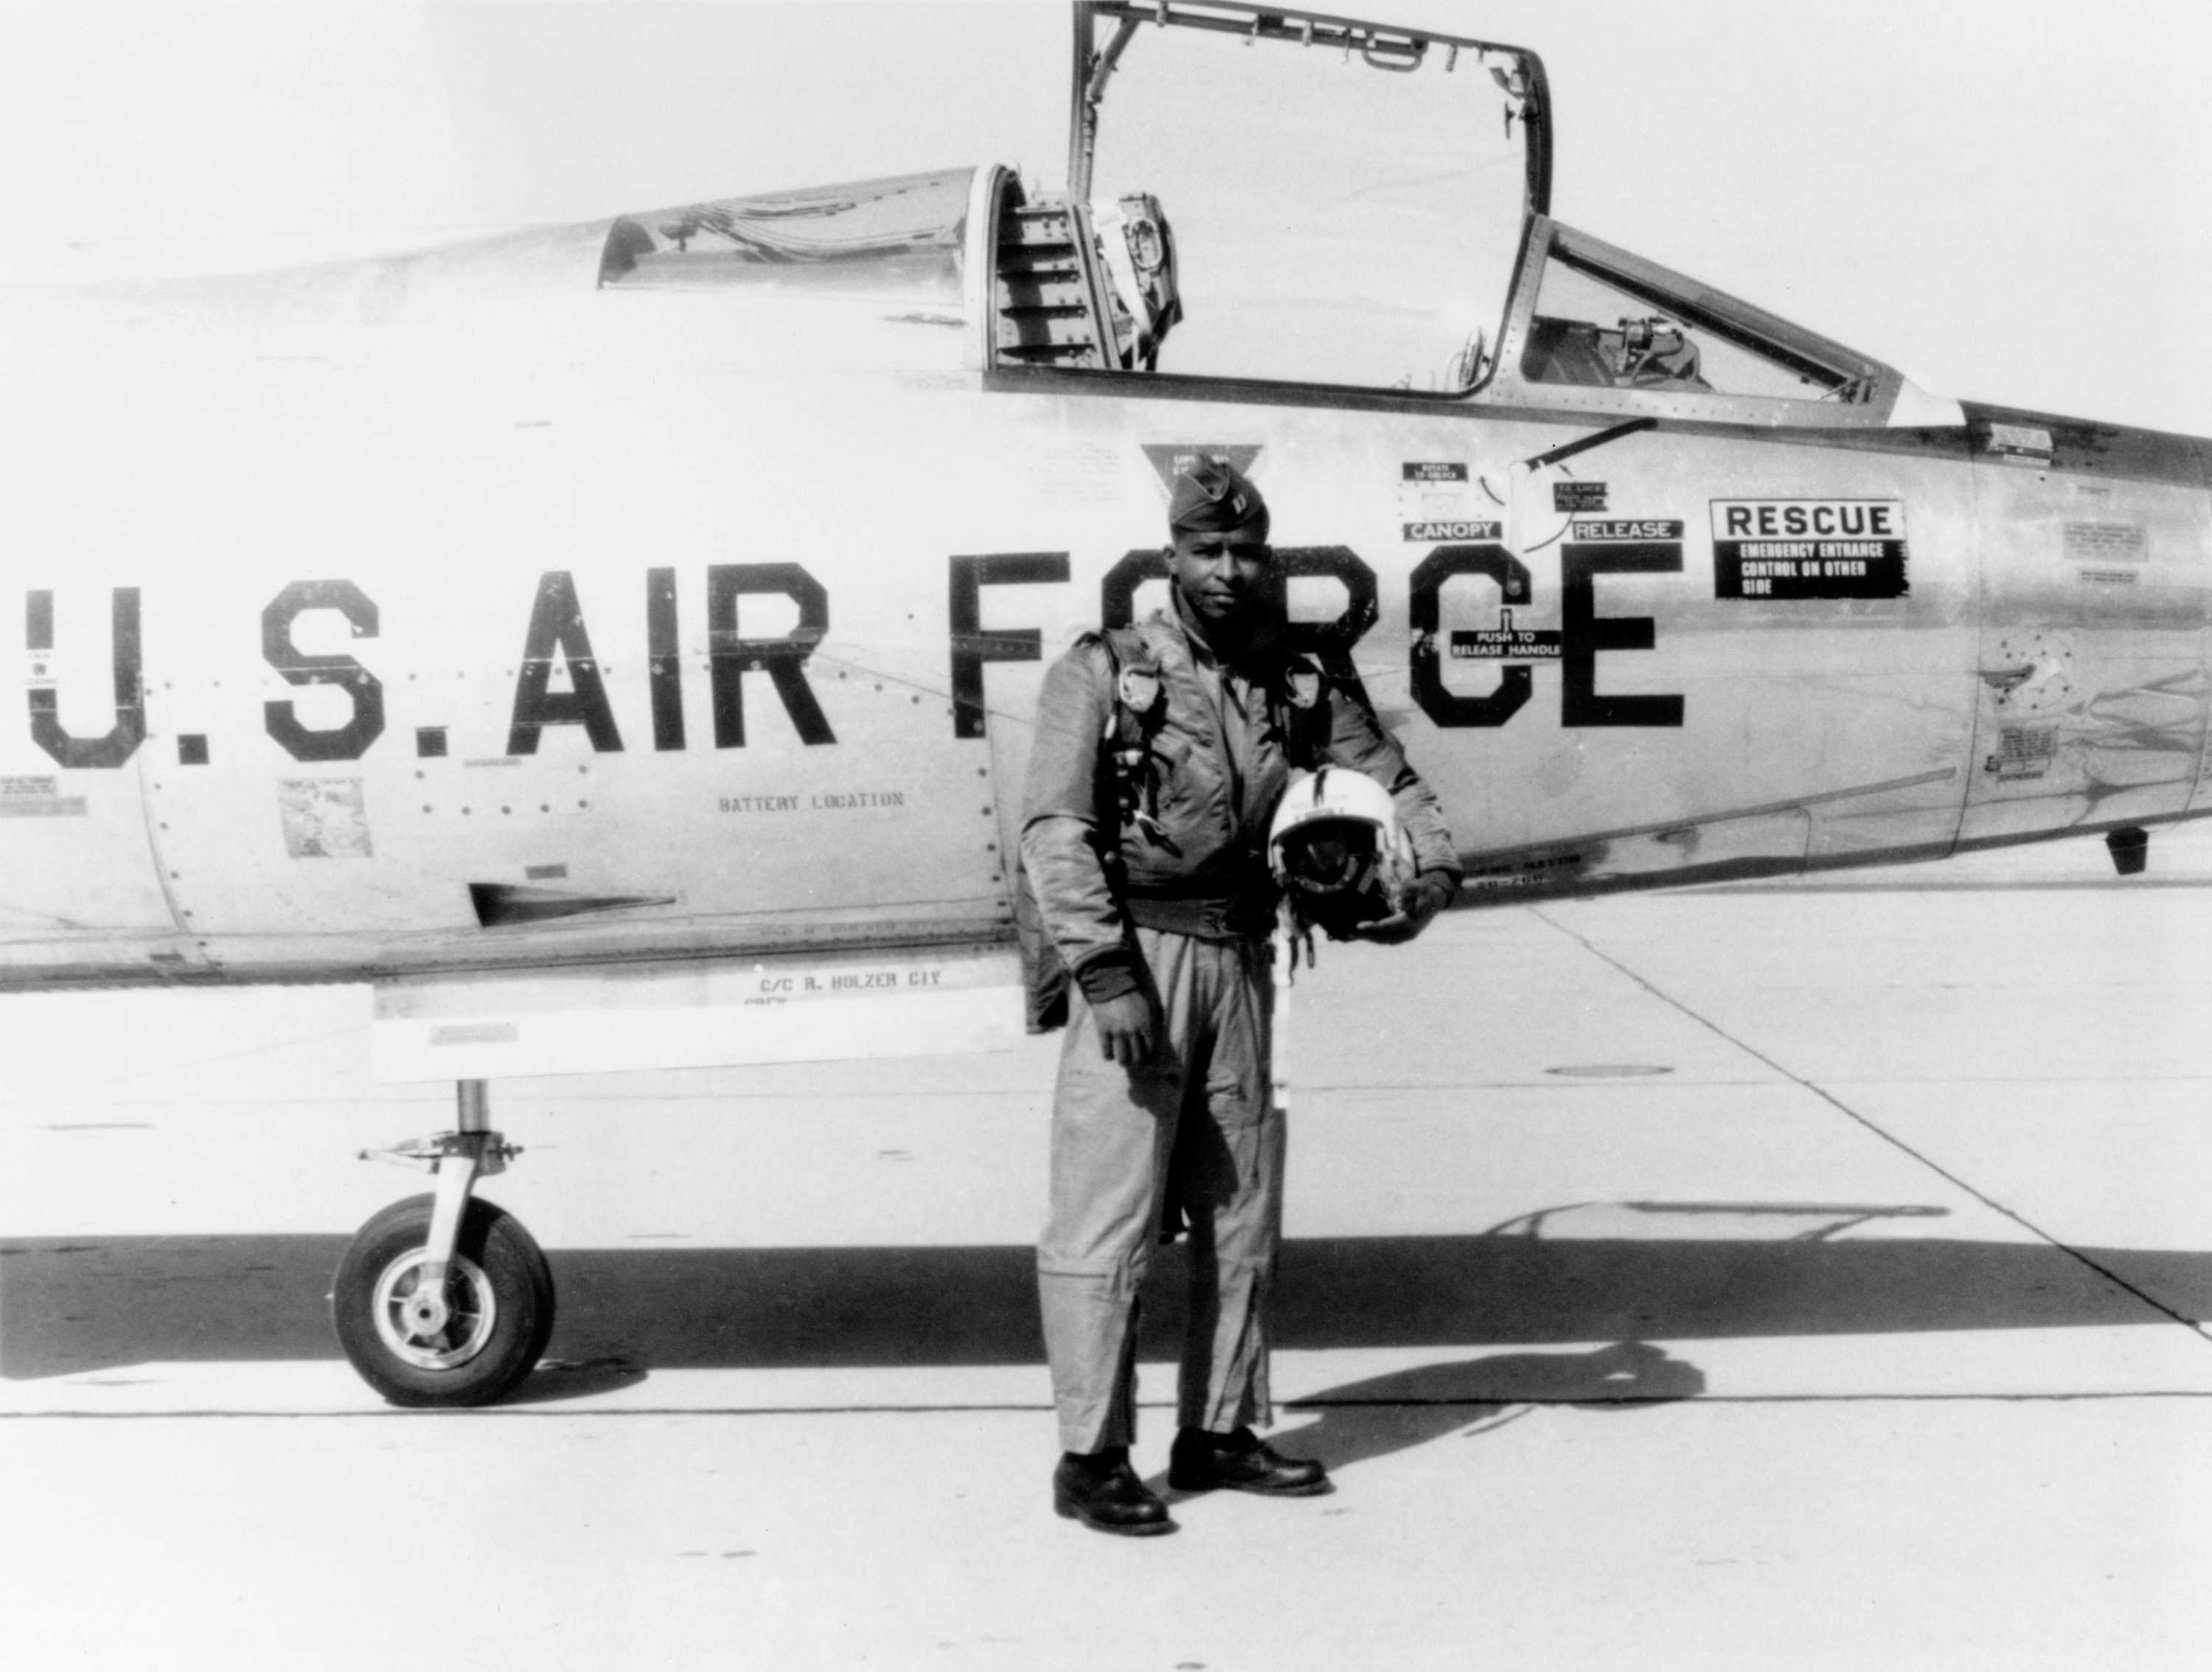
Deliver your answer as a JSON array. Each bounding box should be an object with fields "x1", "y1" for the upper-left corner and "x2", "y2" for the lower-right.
[{"x1": 1, "y1": 0, "x2": 2207, "y2": 434}]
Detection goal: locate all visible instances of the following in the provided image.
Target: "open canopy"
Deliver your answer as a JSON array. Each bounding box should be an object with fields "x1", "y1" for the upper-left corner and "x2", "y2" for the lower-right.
[
  {"x1": 1053, "y1": 0, "x2": 1944, "y2": 424},
  {"x1": 1069, "y1": 1, "x2": 1550, "y2": 214},
  {"x1": 1071, "y1": 1, "x2": 1548, "y2": 393},
  {"x1": 570, "y1": 2, "x2": 1950, "y2": 427}
]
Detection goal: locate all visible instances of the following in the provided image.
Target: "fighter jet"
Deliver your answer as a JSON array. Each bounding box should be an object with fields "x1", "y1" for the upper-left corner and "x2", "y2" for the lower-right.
[{"x1": 1, "y1": 1, "x2": 2200, "y2": 1405}]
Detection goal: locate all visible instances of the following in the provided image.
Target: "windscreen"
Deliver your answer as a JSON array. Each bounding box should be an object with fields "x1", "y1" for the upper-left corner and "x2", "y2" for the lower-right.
[
  {"x1": 1087, "y1": 23, "x2": 1533, "y2": 392},
  {"x1": 599, "y1": 169, "x2": 973, "y2": 299},
  {"x1": 1526, "y1": 254, "x2": 1861, "y2": 401}
]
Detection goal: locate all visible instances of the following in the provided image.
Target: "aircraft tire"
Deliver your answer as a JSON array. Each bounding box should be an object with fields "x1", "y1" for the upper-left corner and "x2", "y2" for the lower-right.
[{"x1": 332, "y1": 1193, "x2": 555, "y2": 1408}]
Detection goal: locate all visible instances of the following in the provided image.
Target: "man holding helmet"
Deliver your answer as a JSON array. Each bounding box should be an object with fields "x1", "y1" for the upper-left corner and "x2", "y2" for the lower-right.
[{"x1": 1020, "y1": 457, "x2": 1461, "y2": 1536}]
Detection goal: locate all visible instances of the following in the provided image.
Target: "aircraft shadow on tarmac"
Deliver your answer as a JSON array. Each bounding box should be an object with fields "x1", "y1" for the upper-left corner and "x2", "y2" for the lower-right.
[
  {"x1": 6, "y1": 1201, "x2": 2208, "y2": 1396},
  {"x1": 1212, "y1": 1340, "x2": 1708, "y2": 1489}
]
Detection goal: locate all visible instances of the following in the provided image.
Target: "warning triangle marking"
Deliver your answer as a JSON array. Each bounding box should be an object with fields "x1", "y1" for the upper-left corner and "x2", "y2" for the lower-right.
[{"x1": 1138, "y1": 443, "x2": 1264, "y2": 494}]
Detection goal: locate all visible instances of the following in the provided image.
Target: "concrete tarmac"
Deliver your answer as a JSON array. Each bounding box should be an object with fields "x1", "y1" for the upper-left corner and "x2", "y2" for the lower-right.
[{"x1": 6, "y1": 828, "x2": 2212, "y2": 1670}]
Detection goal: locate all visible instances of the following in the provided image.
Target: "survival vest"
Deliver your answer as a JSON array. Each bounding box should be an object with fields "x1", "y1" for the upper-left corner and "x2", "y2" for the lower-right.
[{"x1": 1014, "y1": 620, "x2": 1332, "y2": 1033}]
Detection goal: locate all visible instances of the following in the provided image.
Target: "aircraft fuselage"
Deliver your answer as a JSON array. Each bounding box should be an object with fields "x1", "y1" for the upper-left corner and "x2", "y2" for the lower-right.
[{"x1": 0, "y1": 249, "x2": 2202, "y2": 991}]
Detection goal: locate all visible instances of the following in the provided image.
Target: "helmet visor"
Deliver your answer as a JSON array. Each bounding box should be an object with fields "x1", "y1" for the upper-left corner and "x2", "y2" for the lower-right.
[{"x1": 1277, "y1": 820, "x2": 1379, "y2": 896}]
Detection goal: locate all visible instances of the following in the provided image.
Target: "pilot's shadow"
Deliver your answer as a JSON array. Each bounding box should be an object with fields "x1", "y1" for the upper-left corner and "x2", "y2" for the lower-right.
[{"x1": 1188, "y1": 1340, "x2": 1703, "y2": 1487}]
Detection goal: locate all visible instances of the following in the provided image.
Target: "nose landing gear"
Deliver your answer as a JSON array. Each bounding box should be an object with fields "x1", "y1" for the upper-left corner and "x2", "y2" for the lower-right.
[{"x1": 332, "y1": 1080, "x2": 554, "y2": 1406}]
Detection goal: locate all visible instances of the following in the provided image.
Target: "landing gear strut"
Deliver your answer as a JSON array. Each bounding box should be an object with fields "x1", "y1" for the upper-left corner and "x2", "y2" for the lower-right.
[{"x1": 333, "y1": 1080, "x2": 554, "y2": 1407}]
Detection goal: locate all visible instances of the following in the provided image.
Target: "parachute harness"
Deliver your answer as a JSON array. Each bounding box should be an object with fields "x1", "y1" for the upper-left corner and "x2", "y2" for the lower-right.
[{"x1": 1107, "y1": 657, "x2": 1169, "y2": 844}]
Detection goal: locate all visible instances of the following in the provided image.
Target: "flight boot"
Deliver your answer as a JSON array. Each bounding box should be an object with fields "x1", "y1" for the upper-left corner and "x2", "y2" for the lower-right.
[
  {"x1": 1052, "y1": 1447, "x2": 1175, "y2": 1536},
  {"x1": 1167, "y1": 1426, "x2": 1332, "y2": 1496}
]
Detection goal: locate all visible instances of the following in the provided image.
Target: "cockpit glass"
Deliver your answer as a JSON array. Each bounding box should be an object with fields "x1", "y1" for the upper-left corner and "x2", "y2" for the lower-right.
[
  {"x1": 1526, "y1": 254, "x2": 1860, "y2": 401},
  {"x1": 599, "y1": 169, "x2": 972, "y2": 299},
  {"x1": 1087, "y1": 21, "x2": 1531, "y2": 392}
]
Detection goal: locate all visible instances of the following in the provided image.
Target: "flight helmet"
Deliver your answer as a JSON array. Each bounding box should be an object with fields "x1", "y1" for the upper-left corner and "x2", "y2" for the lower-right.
[{"x1": 1267, "y1": 767, "x2": 1413, "y2": 937}]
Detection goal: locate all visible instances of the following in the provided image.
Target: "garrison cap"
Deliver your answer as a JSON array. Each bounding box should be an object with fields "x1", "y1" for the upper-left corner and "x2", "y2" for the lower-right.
[{"x1": 1169, "y1": 457, "x2": 1270, "y2": 541}]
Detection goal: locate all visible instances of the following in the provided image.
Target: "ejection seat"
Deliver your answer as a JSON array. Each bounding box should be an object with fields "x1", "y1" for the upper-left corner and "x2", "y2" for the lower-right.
[{"x1": 992, "y1": 178, "x2": 1180, "y2": 372}]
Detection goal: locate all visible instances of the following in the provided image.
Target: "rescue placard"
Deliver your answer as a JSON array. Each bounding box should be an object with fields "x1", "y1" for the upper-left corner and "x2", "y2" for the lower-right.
[{"x1": 1711, "y1": 500, "x2": 1908, "y2": 600}]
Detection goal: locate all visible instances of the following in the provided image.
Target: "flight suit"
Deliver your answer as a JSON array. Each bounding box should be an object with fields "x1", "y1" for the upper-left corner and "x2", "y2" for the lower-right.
[{"x1": 1021, "y1": 600, "x2": 1458, "y2": 1454}]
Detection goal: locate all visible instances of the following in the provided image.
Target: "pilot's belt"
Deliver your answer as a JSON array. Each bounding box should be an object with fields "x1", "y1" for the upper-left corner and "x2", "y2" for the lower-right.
[{"x1": 1123, "y1": 890, "x2": 1274, "y2": 942}]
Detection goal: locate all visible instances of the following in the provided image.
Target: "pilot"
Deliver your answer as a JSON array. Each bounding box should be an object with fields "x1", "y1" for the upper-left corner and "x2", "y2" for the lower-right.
[{"x1": 1020, "y1": 457, "x2": 1462, "y2": 1536}]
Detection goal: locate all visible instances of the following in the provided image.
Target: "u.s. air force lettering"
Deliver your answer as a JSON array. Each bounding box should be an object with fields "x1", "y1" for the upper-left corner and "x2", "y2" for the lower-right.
[{"x1": 24, "y1": 538, "x2": 1697, "y2": 774}]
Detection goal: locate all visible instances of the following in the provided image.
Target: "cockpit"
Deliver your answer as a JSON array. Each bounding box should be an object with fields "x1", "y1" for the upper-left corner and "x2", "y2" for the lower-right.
[{"x1": 594, "y1": 1, "x2": 1948, "y2": 430}]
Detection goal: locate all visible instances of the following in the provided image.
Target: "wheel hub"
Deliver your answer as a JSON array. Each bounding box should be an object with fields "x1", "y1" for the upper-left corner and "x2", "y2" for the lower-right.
[{"x1": 371, "y1": 1249, "x2": 498, "y2": 1370}]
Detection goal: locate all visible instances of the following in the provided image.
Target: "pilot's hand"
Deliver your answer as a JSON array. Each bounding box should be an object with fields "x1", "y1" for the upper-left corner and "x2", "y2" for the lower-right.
[
  {"x1": 1091, "y1": 991, "x2": 1158, "y2": 1066},
  {"x1": 1346, "y1": 872, "x2": 1455, "y2": 946}
]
